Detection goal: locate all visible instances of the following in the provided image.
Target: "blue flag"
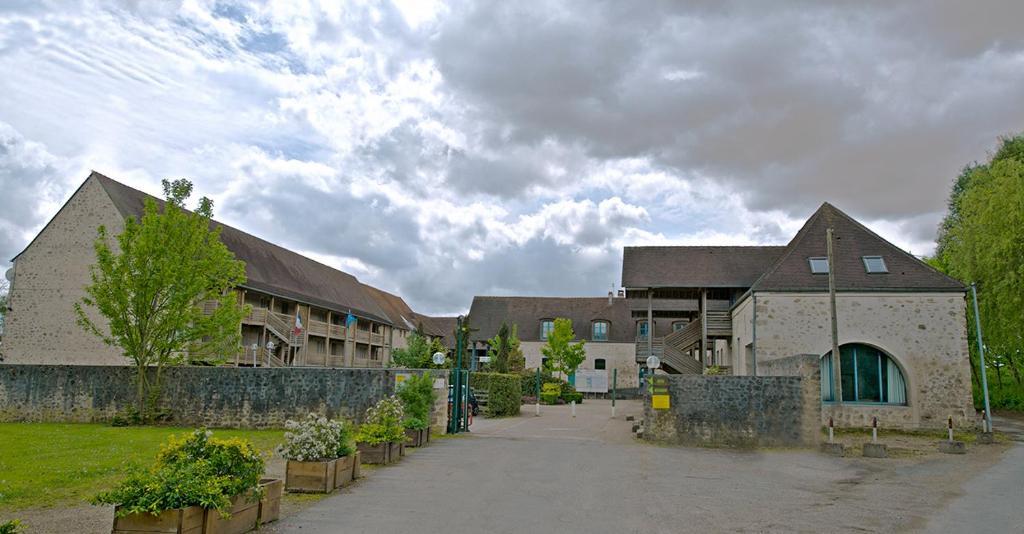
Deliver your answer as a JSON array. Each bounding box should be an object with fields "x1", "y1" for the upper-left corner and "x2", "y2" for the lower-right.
[{"x1": 345, "y1": 312, "x2": 357, "y2": 327}]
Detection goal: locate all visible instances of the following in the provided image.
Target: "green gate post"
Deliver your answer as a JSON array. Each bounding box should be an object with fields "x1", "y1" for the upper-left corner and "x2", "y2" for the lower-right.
[
  {"x1": 611, "y1": 368, "x2": 617, "y2": 418},
  {"x1": 463, "y1": 369, "x2": 470, "y2": 431},
  {"x1": 449, "y1": 316, "x2": 465, "y2": 434}
]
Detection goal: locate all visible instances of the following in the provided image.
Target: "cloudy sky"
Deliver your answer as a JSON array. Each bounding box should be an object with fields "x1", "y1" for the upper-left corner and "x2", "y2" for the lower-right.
[{"x1": 2, "y1": 1, "x2": 1022, "y2": 314}]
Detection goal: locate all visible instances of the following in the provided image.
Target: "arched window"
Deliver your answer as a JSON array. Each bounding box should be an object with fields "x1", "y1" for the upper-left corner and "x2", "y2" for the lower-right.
[
  {"x1": 821, "y1": 344, "x2": 906, "y2": 405},
  {"x1": 592, "y1": 320, "x2": 609, "y2": 341}
]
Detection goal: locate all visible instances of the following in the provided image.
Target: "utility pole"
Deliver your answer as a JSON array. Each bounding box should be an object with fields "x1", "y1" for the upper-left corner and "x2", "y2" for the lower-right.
[
  {"x1": 971, "y1": 284, "x2": 993, "y2": 433},
  {"x1": 827, "y1": 228, "x2": 843, "y2": 404}
]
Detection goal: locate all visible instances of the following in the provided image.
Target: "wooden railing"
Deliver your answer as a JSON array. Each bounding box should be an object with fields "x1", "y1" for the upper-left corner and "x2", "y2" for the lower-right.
[
  {"x1": 244, "y1": 307, "x2": 268, "y2": 325},
  {"x1": 308, "y1": 320, "x2": 328, "y2": 336},
  {"x1": 354, "y1": 329, "x2": 370, "y2": 343},
  {"x1": 370, "y1": 332, "x2": 384, "y2": 345},
  {"x1": 328, "y1": 324, "x2": 346, "y2": 338},
  {"x1": 663, "y1": 311, "x2": 732, "y2": 354},
  {"x1": 662, "y1": 343, "x2": 703, "y2": 374}
]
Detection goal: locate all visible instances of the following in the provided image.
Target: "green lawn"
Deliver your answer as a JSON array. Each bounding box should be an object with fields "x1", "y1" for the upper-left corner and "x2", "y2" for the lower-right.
[{"x1": 0, "y1": 423, "x2": 283, "y2": 512}]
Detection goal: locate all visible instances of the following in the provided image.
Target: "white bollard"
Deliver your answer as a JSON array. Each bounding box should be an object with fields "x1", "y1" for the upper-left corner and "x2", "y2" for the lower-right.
[
  {"x1": 535, "y1": 401, "x2": 540, "y2": 417},
  {"x1": 828, "y1": 417, "x2": 834, "y2": 444},
  {"x1": 571, "y1": 400, "x2": 576, "y2": 418},
  {"x1": 871, "y1": 417, "x2": 878, "y2": 443},
  {"x1": 612, "y1": 404, "x2": 616, "y2": 418}
]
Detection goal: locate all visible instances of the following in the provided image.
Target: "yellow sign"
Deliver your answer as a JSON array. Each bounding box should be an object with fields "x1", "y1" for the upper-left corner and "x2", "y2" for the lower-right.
[{"x1": 652, "y1": 394, "x2": 670, "y2": 410}]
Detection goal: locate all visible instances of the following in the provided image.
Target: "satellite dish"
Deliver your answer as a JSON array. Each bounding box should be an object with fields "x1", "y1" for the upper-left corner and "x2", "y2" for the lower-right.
[
  {"x1": 432, "y1": 352, "x2": 445, "y2": 365},
  {"x1": 646, "y1": 355, "x2": 661, "y2": 370},
  {"x1": 4, "y1": 268, "x2": 12, "y2": 283}
]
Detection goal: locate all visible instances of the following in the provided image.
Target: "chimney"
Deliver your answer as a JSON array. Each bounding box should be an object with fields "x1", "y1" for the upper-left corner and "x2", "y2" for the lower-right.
[
  {"x1": 617, "y1": 289, "x2": 625, "y2": 298},
  {"x1": 608, "y1": 290, "x2": 614, "y2": 305}
]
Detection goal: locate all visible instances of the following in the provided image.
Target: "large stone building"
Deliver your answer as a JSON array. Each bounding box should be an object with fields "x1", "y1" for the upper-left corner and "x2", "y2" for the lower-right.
[
  {"x1": 623, "y1": 203, "x2": 975, "y2": 429},
  {"x1": 2, "y1": 172, "x2": 443, "y2": 367},
  {"x1": 467, "y1": 295, "x2": 640, "y2": 388}
]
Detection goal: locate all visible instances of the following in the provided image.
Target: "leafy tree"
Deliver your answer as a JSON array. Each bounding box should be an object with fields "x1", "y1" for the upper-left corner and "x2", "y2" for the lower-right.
[
  {"x1": 75, "y1": 179, "x2": 248, "y2": 422},
  {"x1": 540, "y1": 318, "x2": 586, "y2": 381},
  {"x1": 507, "y1": 324, "x2": 526, "y2": 372},
  {"x1": 932, "y1": 133, "x2": 1024, "y2": 394},
  {"x1": 391, "y1": 330, "x2": 448, "y2": 368}
]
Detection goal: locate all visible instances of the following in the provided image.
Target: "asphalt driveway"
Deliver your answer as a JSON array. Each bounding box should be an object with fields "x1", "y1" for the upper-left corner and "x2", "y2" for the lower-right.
[{"x1": 271, "y1": 400, "x2": 1021, "y2": 533}]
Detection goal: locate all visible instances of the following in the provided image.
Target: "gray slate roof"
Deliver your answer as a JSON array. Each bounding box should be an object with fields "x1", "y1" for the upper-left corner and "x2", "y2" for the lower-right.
[
  {"x1": 749, "y1": 203, "x2": 965, "y2": 293},
  {"x1": 468, "y1": 296, "x2": 633, "y2": 343},
  {"x1": 621, "y1": 246, "x2": 785, "y2": 289},
  {"x1": 92, "y1": 172, "x2": 394, "y2": 323}
]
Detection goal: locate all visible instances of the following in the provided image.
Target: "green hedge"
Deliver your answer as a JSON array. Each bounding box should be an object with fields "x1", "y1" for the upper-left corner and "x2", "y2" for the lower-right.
[
  {"x1": 518, "y1": 370, "x2": 565, "y2": 397},
  {"x1": 471, "y1": 372, "x2": 522, "y2": 417}
]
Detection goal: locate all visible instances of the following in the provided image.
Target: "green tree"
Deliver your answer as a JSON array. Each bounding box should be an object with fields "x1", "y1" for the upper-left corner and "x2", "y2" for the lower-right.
[
  {"x1": 391, "y1": 330, "x2": 448, "y2": 368},
  {"x1": 507, "y1": 324, "x2": 526, "y2": 372},
  {"x1": 74, "y1": 179, "x2": 248, "y2": 422},
  {"x1": 540, "y1": 318, "x2": 586, "y2": 381},
  {"x1": 932, "y1": 134, "x2": 1024, "y2": 391},
  {"x1": 487, "y1": 322, "x2": 514, "y2": 373}
]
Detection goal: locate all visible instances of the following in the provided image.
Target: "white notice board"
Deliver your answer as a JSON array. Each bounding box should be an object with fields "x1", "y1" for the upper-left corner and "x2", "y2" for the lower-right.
[{"x1": 574, "y1": 369, "x2": 609, "y2": 393}]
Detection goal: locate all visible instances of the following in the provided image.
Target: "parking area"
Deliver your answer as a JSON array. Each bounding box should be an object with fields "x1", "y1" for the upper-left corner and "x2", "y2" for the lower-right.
[{"x1": 272, "y1": 400, "x2": 1021, "y2": 533}]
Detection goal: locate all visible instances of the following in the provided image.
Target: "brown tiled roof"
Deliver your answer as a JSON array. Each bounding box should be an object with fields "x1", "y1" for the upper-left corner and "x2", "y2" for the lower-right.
[
  {"x1": 750, "y1": 203, "x2": 965, "y2": 293},
  {"x1": 91, "y1": 172, "x2": 393, "y2": 323},
  {"x1": 361, "y1": 284, "x2": 421, "y2": 331},
  {"x1": 467, "y1": 296, "x2": 633, "y2": 343},
  {"x1": 419, "y1": 315, "x2": 458, "y2": 347},
  {"x1": 621, "y1": 246, "x2": 785, "y2": 289}
]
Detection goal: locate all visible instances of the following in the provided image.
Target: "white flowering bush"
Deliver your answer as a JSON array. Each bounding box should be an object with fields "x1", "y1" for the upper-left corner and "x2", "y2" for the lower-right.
[
  {"x1": 277, "y1": 413, "x2": 355, "y2": 461},
  {"x1": 356, "y1": 396, "x2": 407, "y2": 445}
]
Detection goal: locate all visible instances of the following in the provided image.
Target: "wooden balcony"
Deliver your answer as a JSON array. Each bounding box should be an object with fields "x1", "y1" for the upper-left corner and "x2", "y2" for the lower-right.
[
  {"x1": 328, "y1": 324, "x2": 347, "y2": 338},
  {"x1": 354, "y1": 329, "x2": 370, "y2": 343},
  {"x1": 308, "y1": 319, "x2": 328, "y2": 337},
  {"x1": 243, "y1": 307, "x2": 268, "y2": 325},
  {"x1": 370, "y1": 332, "x2": 384, "y2": 345}
]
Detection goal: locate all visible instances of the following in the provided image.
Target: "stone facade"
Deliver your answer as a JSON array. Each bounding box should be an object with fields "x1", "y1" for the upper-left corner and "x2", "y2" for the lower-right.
[
  {"x1": 2, "y1": 178, "x2": 128, "y2": 365},
  {"x1": 0, "y1": 364, "x2": 448, "y2": 432},
  {"x1": 519, "y1": 340, "x2": 639, "y2": 388},
  {"x1": 642, "y1": 373, "x2": 819, "y2": 448},
  {"x1": 731, "y1": 292, "x2": 976, "y2": 430}
]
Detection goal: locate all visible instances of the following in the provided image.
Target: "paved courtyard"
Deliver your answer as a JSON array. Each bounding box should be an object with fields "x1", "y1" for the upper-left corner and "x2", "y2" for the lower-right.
[{"x1": 271, "y1": 400, "x2": 1024, "y2": 533}]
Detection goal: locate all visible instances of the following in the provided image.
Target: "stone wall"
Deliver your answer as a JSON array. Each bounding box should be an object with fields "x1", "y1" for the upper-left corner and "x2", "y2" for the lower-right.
[
  {"x1": 0, "y1": 364, "x2": 448, "y2": 431},
  {"x1": 2, "y1": 177, "x2": 128, "y2": 365},
  {"x1": 642, "y1": 373, "x2": 819, "y2": 448},
  {"x1": 731, "y1": 292, "x2": 976, "y2": 430}
]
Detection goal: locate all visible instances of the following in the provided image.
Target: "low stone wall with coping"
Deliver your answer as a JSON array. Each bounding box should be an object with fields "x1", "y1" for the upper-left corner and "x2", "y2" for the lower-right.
[
  {"x1": 643, "y1": 357, "x2": 821, "y2": 447},
  {"x1": 0, "y1": 364, "x2": 448, "y2": 431}
]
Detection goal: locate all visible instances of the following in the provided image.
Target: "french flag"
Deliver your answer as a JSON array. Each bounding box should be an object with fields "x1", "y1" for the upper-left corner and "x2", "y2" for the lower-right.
[{"x1": 293, "y1": 310, "x2": 303, "y2": 336}]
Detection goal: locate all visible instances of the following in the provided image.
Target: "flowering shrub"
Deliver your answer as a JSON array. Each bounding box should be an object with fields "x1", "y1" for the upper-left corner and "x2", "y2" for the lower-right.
[
  {"x1": 92, "y1": 430, "x2": 264, "y2": 517},
  {"x1": 277, "y1": 413, "x2": 356, "y2": 461},
  {"x1": 356, "y1": 396, "x2": 406, "y2": 445}
]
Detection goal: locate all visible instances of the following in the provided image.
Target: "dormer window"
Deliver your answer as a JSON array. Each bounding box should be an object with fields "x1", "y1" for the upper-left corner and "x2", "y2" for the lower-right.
[
  {"x1": 808, "y1": 257, "x2": 829, "y2": 274},
  {"x1": 592, "y1": 321, "x2": 609, "y2": 341},
  {"x1": 863, "y1": 256, "x2": 888, "y2": 273},
  {"x1": 540, "y1": 320, "x2": 554, "y2": 340}
]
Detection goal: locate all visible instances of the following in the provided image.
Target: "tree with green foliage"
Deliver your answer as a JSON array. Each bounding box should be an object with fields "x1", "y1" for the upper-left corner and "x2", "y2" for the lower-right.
[
  {"x1": 390, "y1": 330, "x2": 448, "y2": 368},
  {"x1": 75, "y1": 179, "x2": 248, "y2": 422},
  {"x1": 540, "y1": 318, "x2": 586, "y2": 382},
  {"x1": 931, "y1": 133, "x2": 1024, "y2": 402},
  {"x1": 487, "y1": 322, "x2": 513, "y2": 373}
]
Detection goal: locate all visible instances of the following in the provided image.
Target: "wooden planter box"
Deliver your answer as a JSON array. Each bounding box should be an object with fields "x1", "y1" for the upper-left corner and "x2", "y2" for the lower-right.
[
  {"x1": 204, "y1": 491, "x2": 259, "y2": 534},
  {"x1": 405, "y1": 428, "x2": 424, "y2": 447},
  {"x1": 257, "y1": 478, "x2": 283, "y2": 525},
  {"x1": 390, "y1": 441, "x2": 403, "y2": 461},
  {"x1": 285, "y1": 459, "x2": 337, "y2": 493},
  {"x1": 112, "y1": 505, "x2": 204, "y2": 534},
  {"x1": 425, "y1": 427, "x2": 431, "y2": 443},
  {"x1": 357, "y1": 442, "x2": 390, "y2": 464},
  {"x1": 352, "y1": 450, "x2": 362, "y2": 479},
  {"x1": 333, "y1": 455, "x2": 355, "y2": 488}
]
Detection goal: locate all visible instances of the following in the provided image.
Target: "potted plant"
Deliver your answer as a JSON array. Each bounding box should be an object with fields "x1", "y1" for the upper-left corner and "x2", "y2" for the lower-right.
[
  {"x1": 278, "y1": 414, "x2": 357, "y2": 493},
  {"x1": 397, "y1": 373, "x2": 437, "y2": 448},
  {"x1": 356, "y1": 396, "x2": 406, "y2": 464},
  {"x1": 257, "y1": 478, "x2": 283, "y2": 525},
  {"x1": 94, "y1": 430, "x2": 265, "y2": 534}
]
